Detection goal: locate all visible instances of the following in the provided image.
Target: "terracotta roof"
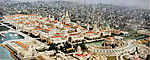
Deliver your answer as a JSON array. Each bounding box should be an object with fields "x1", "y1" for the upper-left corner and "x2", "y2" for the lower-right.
[
  {"x1": 15, "y1": 19, "x2": 18, "y2": 20},
  {"x1": 5, "y1": 18, "x2": 14, "y2": 20},
  {"x1": 106, "y1": 37, "x2": 113, "y2": 40},
  {"x1": 75, "y1": 54, "x2": 81, "y2": 57},
  {"x1": 75, "y1": 53, "x2": 89, "y2": 57},
  {"x1": 74, "y1": 25, "x2": 80, "y2": 28},
  {"x1": 64, "y1": 24, "x2": 70, "y2": 26},
  {"x1": 69, "y1": 34, "x2": 78, "y2": 36},
  {"x1": 146, "y1": 37, "x2": 150, "y2": 40},
  {"x1": 86, "y1": 32, "x2": 93, "y2": 34},
  {"x1": 18, "y1": 18, "x2": 26, "y2": 19},
  {"x1": 31, "y1": 17, "x2": 38, "y2": 19},
  {"x1": 40, "y1": 18, "x2": 43, "y2": 19},
  {"x1": 14, "y1": 22, "x2": 22, "y2": 24},
  {"x1": 32, "y1": 29, "x2": 42, "y2": 31},
  {"x1": 30, "y1": 21, "x2": 37, "y2": 23},
  {"x1": 65, "y1": 36, "x2": 68, "y2": 38},
  {"x1": 50, "y1": 36, "x2": 61, "y2": 38},
  {"x1": 48, "y1": 27, "x2": 55, "y2": 29},
  {"x1": 64, "y1": 26, "x2": 71, "y2": 28},
  {"x1": 97, "y1": 32, "x2": 100, "y2": 33},
  {"x1": 15, "y1": 41, "x2": 28, "y2": 49},
  {"x1": 44, "y1": 29, "x2": 50, "y2": 31},
  {"x1": 25, "y1": 22, "x2": 30, "y2": 24},
  {"x1": 36, "y1": 26, "x2": 41, "y2": 28},
  {"x1": 37, "y1": 56, "x2": 45, "y2": 60},
  {"x1": 55, "y1": 33, "x2": 60, "y2": 35},
  {"x1": 52, "y1": 20, "x2": 57, "y2": 23},
  {"x1": 141, "y1": 40, "x2": 148, "y2": 43},
  {"x1": 89, "y1": 30, "x2": 92, "y2": 31},
  {"x1": 4, "y1": 15, "x2": 15, "y2": 17},
  {"x1": 100, "y1": 30, "x2": 104, "y2": 32}
]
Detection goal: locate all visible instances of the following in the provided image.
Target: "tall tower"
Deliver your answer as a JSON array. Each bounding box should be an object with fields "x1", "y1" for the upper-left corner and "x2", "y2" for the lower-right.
[
  {"x1": 64, "y1": 8, "x2": 71, "y2": 24},
  {"x1": 65, "y1": 8, "x2": 69, "y2": 18},
  {"x1": 60, "y1": 8, "x2": 71, "y2": 24},
  {"x1": 87, "y1": 24, "x2": 90, "y2": 30},
  {"x1": 48, "y1": 15, "x2": 51, "y2": 19}
]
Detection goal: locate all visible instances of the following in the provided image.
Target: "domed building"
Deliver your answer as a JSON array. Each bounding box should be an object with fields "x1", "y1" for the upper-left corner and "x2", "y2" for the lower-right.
[
  {"x1": 102, "y1": 21, "x2": 110, "y2": 30},
  {"x1": 86, "y1": 36, "x2": 135, "y2": 56}
]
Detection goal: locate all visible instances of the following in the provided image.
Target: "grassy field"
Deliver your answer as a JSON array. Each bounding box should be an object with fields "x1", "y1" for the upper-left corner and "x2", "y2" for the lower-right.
[
  {"x1": 124, "y1": 31, "x2": 147, "y2": 39},
  {"x1": 106, "y1": 56, "x2": 116, "y2": 60},
  {"x1": 0, "y1": 26, "x2": 10, "y2": 31},
  {"x1": 123, "y1": 56, "x2": 128, "y2": 60}
]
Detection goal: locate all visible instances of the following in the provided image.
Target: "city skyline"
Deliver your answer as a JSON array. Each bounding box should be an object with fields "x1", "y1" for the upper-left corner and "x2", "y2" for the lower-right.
[{"x1": 8, "y1": 0, "x2": 150, "y2": 10}]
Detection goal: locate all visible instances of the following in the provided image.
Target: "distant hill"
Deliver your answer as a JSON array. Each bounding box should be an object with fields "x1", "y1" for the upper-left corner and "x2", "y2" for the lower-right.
[{"x1": 0, "y1": 0, "x2": 11, "y2": 2}]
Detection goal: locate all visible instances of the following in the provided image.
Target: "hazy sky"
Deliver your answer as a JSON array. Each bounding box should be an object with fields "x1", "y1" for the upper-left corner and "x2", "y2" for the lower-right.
[{"x1": 5, "y1": 0, "x2": 150, "y2": 9}]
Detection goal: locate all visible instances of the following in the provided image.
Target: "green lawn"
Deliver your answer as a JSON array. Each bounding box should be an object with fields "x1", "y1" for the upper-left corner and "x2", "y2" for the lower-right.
[
  {"x1": 124, "y1": 32, "x2": 147, "y2": 39},
  {"x1": 123, "y1": 56, "x2": 128, "y2": 60},
  {"x1": 106, "y1": 56, "x2": 116, "y2": 60},
  {"x1": 0, "y1": 26, "x2": 10, "y2": 31}
]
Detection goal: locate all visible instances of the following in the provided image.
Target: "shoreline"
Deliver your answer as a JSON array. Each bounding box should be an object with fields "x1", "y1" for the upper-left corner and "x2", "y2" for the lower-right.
[{"x1": 0, "y1": 44, "x2": 17, "y2": 60}]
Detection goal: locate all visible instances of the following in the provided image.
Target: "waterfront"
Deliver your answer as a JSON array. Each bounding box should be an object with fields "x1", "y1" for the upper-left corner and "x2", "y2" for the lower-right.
[
  {"x1": 0, "y1": 45, "x2": 14, "y2": 60},
  {"x1": 0, "y1": 0, "x2": 149, "y2": 59},
  {"x1": 0, "y1": 32, "x2": 24, "y2": 43}
]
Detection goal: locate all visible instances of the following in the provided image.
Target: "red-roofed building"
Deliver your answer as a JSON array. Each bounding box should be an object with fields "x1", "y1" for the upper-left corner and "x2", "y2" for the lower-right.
[
  {"x1": 48, "y1": 27, "x2": 55, "y2": 29},
  {"x1": 50, "y1": 36, "x2": 61, "y2": 38},
  {"x1": 146, "y1": 37, "x2": 150, "y2": 40},
  {"x1": 69, "y1": 34, "x2": 78, "y2": 36},
  {"x1": 106, "y1": 37, "x2": 113, "y2": 40},
  {"x1": 85, "y1": 32, "x2": 93, "y2": 34},
  {"x1": 44, "y1": 29, "x2": 50, "y2": 31}
]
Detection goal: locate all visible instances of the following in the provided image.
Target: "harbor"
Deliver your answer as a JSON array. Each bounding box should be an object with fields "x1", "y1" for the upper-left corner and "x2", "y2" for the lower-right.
[{"x1": 0, "y1": 44, "x2": 16, "y2": 60}]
